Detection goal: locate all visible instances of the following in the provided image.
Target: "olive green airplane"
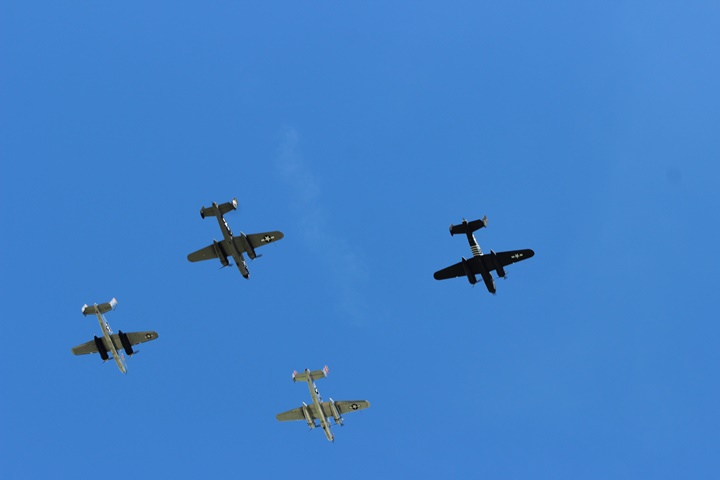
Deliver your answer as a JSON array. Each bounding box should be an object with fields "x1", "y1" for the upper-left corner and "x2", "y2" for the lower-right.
[
  {"x1": 276, "y1": 366, "x2": 370, "y2": 443},
  {"x1": 187, "y1": 198, "x2": 284, "y2": 278},
  {"x1": 434, "y1": 216, "x2": 534, "y2": 294},
  {"x1": 71, "y1": 298, "x2": 158, "y2": 374}
]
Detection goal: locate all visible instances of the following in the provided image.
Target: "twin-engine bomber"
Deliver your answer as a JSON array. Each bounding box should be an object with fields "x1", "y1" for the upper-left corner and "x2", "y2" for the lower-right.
[
  {"x1": 69, "y1": 207, "x2": 532, "y2": 448},
  {"x1": 434, "y1": 216, "x2": 534, "y2": 293},
  {"x1": 71, "y1": 298, "x2": 158, "y2": 374},
  {"x1": 187, "y1": 198, "x2": 284, "y2": 278},
  {"x1": 276, "y1": 366, "x2": 370, "y2": 442}
]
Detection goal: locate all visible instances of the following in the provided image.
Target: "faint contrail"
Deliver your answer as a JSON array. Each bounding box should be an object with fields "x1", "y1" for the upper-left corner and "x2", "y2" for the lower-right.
[{"x1": 275, "y1": 127, "x2": 368, "y2": 324}]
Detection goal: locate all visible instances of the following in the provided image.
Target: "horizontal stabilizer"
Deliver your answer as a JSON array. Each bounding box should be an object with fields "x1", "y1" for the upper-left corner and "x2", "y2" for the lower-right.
[
  {"x1": 450, "y1": 216, "x2": 488, "y2": 236},
  {"x1": 292, "y1": 366, "x2": 329, "y2": 383},
  {"x1": 81, "y1": 298, "x2": 118, "y2": 316},
  {"x1": 200, "y1": 198, "x2": 238, "y2": 218}
]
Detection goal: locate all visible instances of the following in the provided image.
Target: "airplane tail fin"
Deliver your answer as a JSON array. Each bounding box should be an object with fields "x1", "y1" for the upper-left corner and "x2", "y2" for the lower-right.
[
  {"x1": 200, "y1": 198, "x2": 238, "y2": 218},
  {"x1": 292, "y1": 365, "x2": 329, "y2": 383},
  {"x1": 450, "y1": 216, "x2": 488, "y2": 236},
  {"x1": 81, "y1": 298, "x2": 118, "y2": 316}
]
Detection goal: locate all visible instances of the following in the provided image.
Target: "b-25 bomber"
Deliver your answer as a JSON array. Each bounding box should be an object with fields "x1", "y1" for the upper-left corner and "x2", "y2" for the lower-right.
[
  {"x1": 71, "y1": 298, "x2": 158, "y2": 374},
  {"x1": 434, "y1": 216, "x2": 534, "y2": 294},
  {"x1": 276, "y1": 366, "x2": 370, "y2": 442},
  {"x1": 187, "y1": 198, "x2": 284, "y2": 278}
]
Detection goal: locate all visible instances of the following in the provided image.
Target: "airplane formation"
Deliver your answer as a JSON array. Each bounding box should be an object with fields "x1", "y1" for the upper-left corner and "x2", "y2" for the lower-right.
[{"x1": 71, "y1": 198, "x2": 534, "y2": 442}]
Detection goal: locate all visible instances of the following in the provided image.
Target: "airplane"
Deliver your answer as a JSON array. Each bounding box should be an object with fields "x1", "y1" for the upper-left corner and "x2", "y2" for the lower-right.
[
  {"x1": 276, "y1": 366, "x2": 370, "y2": 442},
  {"x1": 71, "y1": 298, "x2": 159, "y2": 374},
  {"x1": 433, "y1": 216, "x2": 534, "y2": 294},
  {"x1": 187, "y1": 198, "x2": 284, "y2": 278}
]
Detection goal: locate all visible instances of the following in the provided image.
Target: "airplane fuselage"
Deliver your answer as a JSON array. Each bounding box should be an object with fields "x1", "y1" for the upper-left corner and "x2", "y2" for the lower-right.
[
  {"x1": 305, "y1": 375, "x2": 334, "y2": 442},
  {"x1": 463, "y1": 224, "x2": 496, "y2": 293},
  {"x1": 212, "y1": 202, "x2": 250, "y2": 278},
  {"x1": 93, "y1": 309, "x2": 126, "y2": 374}
]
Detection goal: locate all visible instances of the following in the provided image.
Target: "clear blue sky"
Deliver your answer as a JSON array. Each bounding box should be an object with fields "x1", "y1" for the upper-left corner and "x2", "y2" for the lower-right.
[{"x1": 2, "y1": 2, "x2": 719, "y2": 479}]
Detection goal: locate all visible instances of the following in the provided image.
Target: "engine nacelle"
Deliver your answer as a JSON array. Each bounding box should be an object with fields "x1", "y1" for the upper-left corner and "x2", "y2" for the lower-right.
[
  {"x1": 240, "y1": 233, "x2": 258, "y2": 260},
  {"x1": 212, "y1": 240, "x2": 229, "y2": 267},
  {"x1": 118, "y1": 330, "x2": 134, "y2": 356},
  {"x1": 490, "y1": 250, "x2": 506, "y2": 278},
  {"x1": 93, "y1": 335, "x2": 109, "y2": 361},
  {"x1": 329, "y1": 398, "x2": 343, "y2": 426},
  {"x1": 302, "y1": 402, "x2": 315, "y2": 428},
  {"x1": 460, "y1": 257, "x2": 477, "y2": 285}
]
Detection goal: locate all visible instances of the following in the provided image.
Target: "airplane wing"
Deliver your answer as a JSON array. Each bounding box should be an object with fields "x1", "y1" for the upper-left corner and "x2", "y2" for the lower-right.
[
  {"x1": 320, "y1": 400, "x2": 371, "y2": 417},
  {"x1": 187, "y1": 240, "x2": 231, "y2": 262},
  {"x1": 71, "y1": 339, "x2": 103, "y2": 356},
  {"x1": 433, "y1": 261, "x2": 466, "y2": 280},
  {"x1": 246, "y1": 231, "x2": 284, "y2": 249},
  {"x1": 277, "y1": 400, "x2": 370, "y2": 422},
  {"x1": 491, "y1": 249, "x2": 535, "y2": 268},
  {"x1": 435, "y1": 249, "x2": 534, "y2": 280},
  {"x1": 109, "y1": 331, "x2": 159, "y2": 349},
  {"x1": 333, "y1": 400, "x2": 370, "y2": 414},
  {"x1": 276, "y1": 406, "x2": 318, "y2": 422}
]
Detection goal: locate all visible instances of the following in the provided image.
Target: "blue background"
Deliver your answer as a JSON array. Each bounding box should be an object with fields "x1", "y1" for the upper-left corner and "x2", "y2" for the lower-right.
[{"x1": 1, "y1": 2, "x2": 719, "y2": 478}]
